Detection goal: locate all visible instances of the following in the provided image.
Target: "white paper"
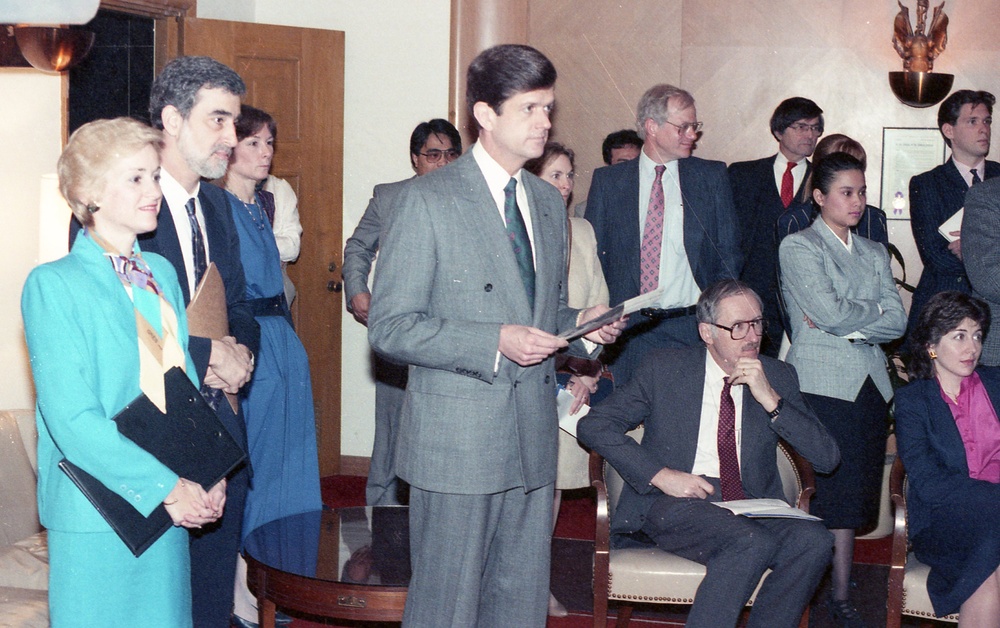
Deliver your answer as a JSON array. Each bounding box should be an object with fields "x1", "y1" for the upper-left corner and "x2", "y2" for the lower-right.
[
  {"x1": 712, "y1": 498, "x2": 821, "y2": 521},
  {"x1": 938, "y1": 207, "x2": 964, "y2": 242},
  {"x1": 556, "y1": 387, "x2": 590, "y2": 437}
]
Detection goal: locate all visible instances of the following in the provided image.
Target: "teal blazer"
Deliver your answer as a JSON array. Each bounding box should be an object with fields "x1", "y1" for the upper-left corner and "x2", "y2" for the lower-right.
[{"x1": 22, "y1": 233, "x2": 198, "y2": 532}]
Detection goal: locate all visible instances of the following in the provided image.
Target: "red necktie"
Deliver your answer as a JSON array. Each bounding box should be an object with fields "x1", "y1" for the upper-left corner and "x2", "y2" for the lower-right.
[
  {"x1": 718, "y1": 378, "x2": 745, "y2": 501},
  {"x1": 640, "y1": 164, "x2": 666, "y2": 294},
  {"x1": 780, "y1": 161, "x2": 796, "y2": 208}
]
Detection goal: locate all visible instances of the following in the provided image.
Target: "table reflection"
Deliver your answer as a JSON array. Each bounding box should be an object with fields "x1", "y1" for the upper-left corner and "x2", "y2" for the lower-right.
[{"x1": 243, "y1": 506, "x2": 411, "y2": 587}]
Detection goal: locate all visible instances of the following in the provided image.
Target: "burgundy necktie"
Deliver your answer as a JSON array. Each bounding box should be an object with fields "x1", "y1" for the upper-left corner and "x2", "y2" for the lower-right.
[
  {"x1": 780, "y1": 161, "x2": 796, "y2": 208},
  {"x1": 640, "y1": 164, "x2": 666, "y2": 294},
  {"x1": 718, "y1": 378, "x2": 745, "y2": 501}
]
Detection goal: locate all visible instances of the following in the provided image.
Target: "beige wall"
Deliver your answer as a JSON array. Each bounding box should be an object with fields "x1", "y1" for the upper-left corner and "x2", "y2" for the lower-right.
[{"x1": 0, "y1": 72, "x2": 64, "y2": 410}]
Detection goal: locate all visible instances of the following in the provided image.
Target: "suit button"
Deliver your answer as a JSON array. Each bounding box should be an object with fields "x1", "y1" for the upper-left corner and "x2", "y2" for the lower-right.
[
  {"x1": 484, "y1": 284, "x2": 493, "y2": 292},
  {"x1": 544, "y1": 375, "x2": 551, "y2": 384}
]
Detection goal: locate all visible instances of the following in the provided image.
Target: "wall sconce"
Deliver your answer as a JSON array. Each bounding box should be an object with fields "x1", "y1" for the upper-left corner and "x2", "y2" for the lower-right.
[
  {"x1": 12, "y1": 26, "x2": 95, "y2": 73},
  {"x1": 889, "y1": 0, "x2": 954, "y2": 108}
]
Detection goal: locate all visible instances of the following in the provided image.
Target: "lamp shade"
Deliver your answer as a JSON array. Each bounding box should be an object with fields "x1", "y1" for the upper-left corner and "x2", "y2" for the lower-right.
[{"x1": 14, "y1": 26, "x2": 94, "y2": 73}]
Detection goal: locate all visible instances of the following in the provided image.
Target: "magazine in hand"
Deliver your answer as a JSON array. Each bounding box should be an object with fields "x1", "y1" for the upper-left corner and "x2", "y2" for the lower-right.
[{"x1": 60, "y1": 367, "x2": 246, "y2": 556}]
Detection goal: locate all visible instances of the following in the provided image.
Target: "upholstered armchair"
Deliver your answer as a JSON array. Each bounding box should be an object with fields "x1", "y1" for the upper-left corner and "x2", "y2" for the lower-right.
[
  {"x1": 589, "y1": 428, "x2": 814, "y2": 628},
  {"x1": 886, "y1": 457, "x2": 959, "y2": 627}
]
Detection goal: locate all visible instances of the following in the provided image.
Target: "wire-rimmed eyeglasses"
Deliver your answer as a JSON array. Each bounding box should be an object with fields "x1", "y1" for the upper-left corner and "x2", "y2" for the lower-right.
[
  {"x1": 711, "y1": 318, "x2": 767, "y2": 340},
  {"x1": 662, "y1": 120, "x2": 704, "y2": 135},
  {"x1": 418, "y1": 148, "x2": 460, "y2": 163}
]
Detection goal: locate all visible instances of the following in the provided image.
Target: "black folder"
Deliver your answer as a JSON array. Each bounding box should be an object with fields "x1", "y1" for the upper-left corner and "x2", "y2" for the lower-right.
[{"x1": 59, "y1": 367, "x2": 246, "y2": 557}]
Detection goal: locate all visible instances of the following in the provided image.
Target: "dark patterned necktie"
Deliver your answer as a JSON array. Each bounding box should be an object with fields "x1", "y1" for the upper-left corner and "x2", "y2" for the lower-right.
[
  {"x1": 718, "y1": 378, "x2": 745, "y2": 501},
  {"x1": 640, "y1": 164, "x2": 666, "y2": 293},
  {"x1": 503, "y1": 178, "x2": 535, "y2": 308},
  {"x1": 971, "y1": 168, "x2": 982, "y2": 186},
  {"x1": 185, "y1": 198, "x2": 208, "y2": 286}
]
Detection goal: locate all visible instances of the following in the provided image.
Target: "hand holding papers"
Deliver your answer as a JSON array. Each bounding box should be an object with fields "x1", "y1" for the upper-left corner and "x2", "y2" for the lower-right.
[
  {"x1": 938, "y1": 208, "x2": 963, "y2": 243},
  {"x1": 558, "y1": 288, "x2": 663, "y2": 341}
]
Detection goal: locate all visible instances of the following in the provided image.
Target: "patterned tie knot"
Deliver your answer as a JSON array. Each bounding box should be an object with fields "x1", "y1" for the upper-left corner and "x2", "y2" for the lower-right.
[
  {"x1": 971, "y1": 168, "x2": 982, "y2": 185},
  {"x1": 654, "y1": 164, "x2": 666, "y2": 179},
  {"x1": 784, "y1": 161, "x2": 796, "y2": 173},
  {"x1": 505, "y1": 177, "x2": 517, "y2": 196}
]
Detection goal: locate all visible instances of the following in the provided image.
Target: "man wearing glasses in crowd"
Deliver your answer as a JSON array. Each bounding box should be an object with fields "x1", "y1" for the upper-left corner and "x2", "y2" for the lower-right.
[
  {"x1": 342, "y1": 118, "x2": 462, "y2": 506},
  {"x1": 579, "y1": 279, "x2": 840, "y2": 628},
  {"x1": 586, "y1": 84, "x2": 742, "y2": 385},
  {"x1": 728, "y1": 98, "x2": 824, "y2": 357}
]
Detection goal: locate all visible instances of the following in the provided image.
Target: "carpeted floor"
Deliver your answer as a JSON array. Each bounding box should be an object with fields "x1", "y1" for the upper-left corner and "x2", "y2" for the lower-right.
[{"x1": 278, "y1": 476, "x2": 908, "y2": 627}]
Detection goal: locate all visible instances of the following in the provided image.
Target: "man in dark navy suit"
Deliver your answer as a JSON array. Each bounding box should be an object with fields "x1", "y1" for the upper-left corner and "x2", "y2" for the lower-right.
[
  {"x1": 908, "y1": 89, "x2": 999, "y2": 337},
  {"x1": 728, "y1": 97, "x2": 824, "y2": 356},
  {"x1": 144, "y1": 56, "x2": 258, "y2": 628},
  {"x1": 586, "y1": 84, "x2": 741, "y2": 385}
]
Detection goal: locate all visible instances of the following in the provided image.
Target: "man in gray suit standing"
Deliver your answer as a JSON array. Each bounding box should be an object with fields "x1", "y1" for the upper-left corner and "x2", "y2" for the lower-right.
[
  {"x1": 579, "y1": 280, "x2": 840, "y2": 628},
  {"x1": 368, "y1": 45, "x2": 623, "y2": 626},
  {"x1": 342, "y1": 118, "x2": 462, "y2": 506}
]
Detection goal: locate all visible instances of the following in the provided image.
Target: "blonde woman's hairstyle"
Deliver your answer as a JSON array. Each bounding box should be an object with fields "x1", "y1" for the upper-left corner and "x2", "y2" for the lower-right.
[{"x1": 57, "y1": 117, "x2": 162, "y2": 227}]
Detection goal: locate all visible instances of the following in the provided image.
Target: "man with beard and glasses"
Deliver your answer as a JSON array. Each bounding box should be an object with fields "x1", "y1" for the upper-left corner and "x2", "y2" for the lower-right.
[{"x1": 70, "y1": 55, "x2": 260, "y2": 628}]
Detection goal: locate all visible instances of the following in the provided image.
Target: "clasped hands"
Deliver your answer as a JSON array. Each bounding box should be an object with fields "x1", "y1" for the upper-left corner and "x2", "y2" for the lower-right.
[
  {"x1": 204, "y1": 336, "x2": 254, "y2": 393},
  {"x1": 498, "y1": 304, "x2": 626, "y2": 367},
  {"x1": 163, "y1": 477, "x2": 227, "y2": 528}
]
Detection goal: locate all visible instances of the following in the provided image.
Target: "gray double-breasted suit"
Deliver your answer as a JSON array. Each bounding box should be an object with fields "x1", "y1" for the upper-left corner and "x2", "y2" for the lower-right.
[
  {"x1": 961, "y1": 177, "x2": 1000, "y2": 365},
  {"x1": 368, "y1": 148, "x2": 595, "y2": 626}
]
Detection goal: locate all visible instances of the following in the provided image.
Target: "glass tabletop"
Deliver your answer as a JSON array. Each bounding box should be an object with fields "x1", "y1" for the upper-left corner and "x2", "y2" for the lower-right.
[{"x1": 243, "y1": 506, "x2": 411, "y2": 587}]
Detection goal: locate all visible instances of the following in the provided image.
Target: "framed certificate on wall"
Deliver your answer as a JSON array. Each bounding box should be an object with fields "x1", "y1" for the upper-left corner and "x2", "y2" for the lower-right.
[{"x1": 881, "y1": 127, "x2": 948, "y2": 220}]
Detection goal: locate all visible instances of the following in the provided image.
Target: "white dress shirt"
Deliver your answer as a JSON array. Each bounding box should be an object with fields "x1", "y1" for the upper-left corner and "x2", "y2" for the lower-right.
[
  {"x1": 773, "y1": 152, "x2": 808, "y2": 201},
  {"x1": 158, "y1": 169, "x2": 210, "y2": 296},
  {"x1": 692, "y1": 351, "x2": 745, "y2": 477},
  {"x1": 637, "y1": 151, "x2": 700, "y2": 309}
]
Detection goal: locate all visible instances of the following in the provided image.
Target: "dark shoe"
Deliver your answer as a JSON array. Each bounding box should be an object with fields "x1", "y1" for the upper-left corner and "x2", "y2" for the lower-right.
[{"x1": 827, "y1": 598, "x2": 867, "y2": 628}]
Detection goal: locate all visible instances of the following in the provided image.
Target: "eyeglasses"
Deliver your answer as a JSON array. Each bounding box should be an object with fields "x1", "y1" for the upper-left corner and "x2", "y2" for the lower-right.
[
  {"x1": 787, "y1": 122, "x2": 823, "y2": 134},
  {"x1": 711, "y1": 318, "x2": 767, "y2": 340},
  {"x1": 418, "y1": 148, "x2": 460, "y2": 163},
  {"x1": 662, "y1": 120, "x2": 704, "y2": 135}
]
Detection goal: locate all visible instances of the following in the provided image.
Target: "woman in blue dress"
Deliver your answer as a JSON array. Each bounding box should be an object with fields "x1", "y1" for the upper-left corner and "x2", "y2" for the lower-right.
[
  {"x1": 223, "y1": 105, "x2": 322, "y2": 625},
  {"x1": 22, "y1": 117, "x2": 225, "y2": 626}
]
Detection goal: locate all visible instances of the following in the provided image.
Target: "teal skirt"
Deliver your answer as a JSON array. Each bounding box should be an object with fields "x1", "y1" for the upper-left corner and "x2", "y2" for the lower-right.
[{"x1": 48, "y1": 526, "x2": 191, "y2": 627}]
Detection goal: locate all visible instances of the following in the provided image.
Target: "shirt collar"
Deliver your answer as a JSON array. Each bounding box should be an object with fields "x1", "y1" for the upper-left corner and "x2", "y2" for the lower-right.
[
  {"x1": 158, "y1": 168, "x2": 200, "y2": 210},
  {"x1": 775, "y1": 151, "x2": 807, "y2": 170},
  {"x1": 953, "y1": 157, "x2": 987, "y2": 185},
  {"x1": 472, "y1": 141, "x2": 522, "y2": 194}
]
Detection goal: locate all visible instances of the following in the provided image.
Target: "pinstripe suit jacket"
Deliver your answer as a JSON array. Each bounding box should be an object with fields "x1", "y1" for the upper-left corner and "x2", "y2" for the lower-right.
[{"x1": 779, "y1": 219, "x2": 906, "y2": 401}]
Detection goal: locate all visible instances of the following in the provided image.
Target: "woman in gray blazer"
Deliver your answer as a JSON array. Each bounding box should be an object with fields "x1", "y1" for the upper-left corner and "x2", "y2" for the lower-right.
[{"x1": 779, "y1": 153, "x2": 906, "y2": 626}]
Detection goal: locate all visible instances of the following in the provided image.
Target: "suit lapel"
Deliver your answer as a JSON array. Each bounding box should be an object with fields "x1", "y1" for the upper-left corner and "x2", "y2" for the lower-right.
[
  {"x1": 148, "y1": 197, "x2": 190, "y2": 304},
  {"x1": 678, "y1": 158, "x2": 705, "y2": 278},
  {"x1": 453, "y1": 155, "x2": 534, "y2": 324}
]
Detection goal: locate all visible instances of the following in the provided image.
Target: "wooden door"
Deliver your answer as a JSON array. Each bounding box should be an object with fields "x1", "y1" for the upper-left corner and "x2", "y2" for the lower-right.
[{"x1": 173, "y1": 18, "x2": 345, "y2": 476}]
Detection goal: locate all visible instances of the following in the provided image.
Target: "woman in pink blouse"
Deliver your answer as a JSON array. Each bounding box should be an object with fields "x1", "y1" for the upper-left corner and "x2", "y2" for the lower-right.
[{"x1": 895, "y1": 290, "x2": 1000, "y2": 623}]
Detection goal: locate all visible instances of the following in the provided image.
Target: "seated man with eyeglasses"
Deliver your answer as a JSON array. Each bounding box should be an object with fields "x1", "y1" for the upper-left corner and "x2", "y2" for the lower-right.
[
  {"x1": 578, "y1": 279, "x2": 840, "y2": 628},
  {"x1": 586, "y1": 84, "x2": 742, "y2": 387},
  {"x1": 342, "y1": 117, "x2": 462, "y2": 506},
  {"x1": 728, "y1": 97, "x2": 825, "y2": 358}
]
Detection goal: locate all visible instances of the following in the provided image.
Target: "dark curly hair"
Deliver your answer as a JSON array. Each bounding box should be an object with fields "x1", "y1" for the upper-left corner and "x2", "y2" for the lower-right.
[{"x1": 907, "y1": 291, "x2": 991, "y2": 380}]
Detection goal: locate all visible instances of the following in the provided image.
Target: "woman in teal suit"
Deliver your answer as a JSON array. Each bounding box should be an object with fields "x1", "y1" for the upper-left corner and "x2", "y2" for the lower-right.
[
  {"x1": 22, "y1": 118, "x2": 225, "y2": 626},
  {"x1": 779, "y1": 152, "x2": 906, "y2": 626}
]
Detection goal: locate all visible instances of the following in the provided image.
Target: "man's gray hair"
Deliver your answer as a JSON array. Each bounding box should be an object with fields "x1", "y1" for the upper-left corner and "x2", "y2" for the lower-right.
[
  {"x1": 696, "y1": 279, "x2": 762, "y2": 324},
  {"x1": 635, "y1": 84, "x2": 695, "y2": 140},
  {"x1": 149, "y1": 56, "x2": 246, "y2": 130}
]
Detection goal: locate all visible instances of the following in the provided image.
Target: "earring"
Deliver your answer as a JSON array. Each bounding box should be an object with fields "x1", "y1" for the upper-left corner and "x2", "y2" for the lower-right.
[
  {"x1": 929, "y1": 349, "x2": 938, "y2": 359},
  {"x1": 86, "y1": 204, "x2": 99, "y2": 213}
]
